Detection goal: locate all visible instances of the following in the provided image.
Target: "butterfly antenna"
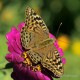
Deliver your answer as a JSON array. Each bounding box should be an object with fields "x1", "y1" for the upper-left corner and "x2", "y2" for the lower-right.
[
  {"x1": 56, "y1": 22, "x2": 62, "y2": 38},
  {"x1": 56, "y1": 23, "x2": 71, "y2": 45}
]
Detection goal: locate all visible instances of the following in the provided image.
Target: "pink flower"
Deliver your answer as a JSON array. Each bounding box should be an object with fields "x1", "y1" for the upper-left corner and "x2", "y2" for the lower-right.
[
  {"x1": 6, "y1": 22, "x2": 52, "y2": 80},
  {"x1": 5, "y1": 22, "x2": 66, "y2": 80}
]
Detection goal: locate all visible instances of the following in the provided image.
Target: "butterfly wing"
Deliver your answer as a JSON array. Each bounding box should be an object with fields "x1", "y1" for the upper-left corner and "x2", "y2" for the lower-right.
[
  {"x1": 26, "y1": 38, "x2": 55, "y2": 64},
  {"x1": 25, "y1": 6, "x2": 49, "y2": 35},
  {"x1": 41, "y1": 44, "x2": 63, "y2": 77},
  {"x1": 21, "y1": 7, "x2": 63, "y2": 77},
  {"x1": 21, "y1": 27, "x2": 35, "y2": 49},
  {"x1": 21, "y1": 7, "x2": 49, "y2": 49},
  {"x1": 26, "y1": 50, "x2": 42, "y2": 64},
  {"x1": 31, "y1": 39, "x2": 63, "y2": 77}
]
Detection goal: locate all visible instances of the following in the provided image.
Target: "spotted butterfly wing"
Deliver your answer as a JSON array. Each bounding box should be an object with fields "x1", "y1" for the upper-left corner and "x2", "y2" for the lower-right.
[
  {"x1": 21, "y1": 7, "x2": 49, "y2": 49},
  {"x1": 21, "y1": 6, "x2": 50, "y2": 64},
  {"x1": 21, "y1": 7, "x2": 63, "y2": 77},
  {"x1": 31, "y1": 38, "x2": 63, "y2": 77},
  {"x1": 25, "y1": 6, "x2": 49, "y2": 35}
]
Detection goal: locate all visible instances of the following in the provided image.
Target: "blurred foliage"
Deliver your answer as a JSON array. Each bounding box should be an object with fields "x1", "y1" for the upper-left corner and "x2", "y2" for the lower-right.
[
  {"x1": 72, "y1": 40, "x2": 80, "y2": 55},
  {"x1": 0, "y1": 0, "x2": 80, "y2": 80}
]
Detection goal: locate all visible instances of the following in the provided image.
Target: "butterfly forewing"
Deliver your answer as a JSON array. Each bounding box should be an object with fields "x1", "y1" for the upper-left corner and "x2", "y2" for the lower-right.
[
  {"x1": 21, "y1": 6, "x2": 64, "y2": 77},
  {"x1": 25, "y1": 7, "x2": 49, "y2": 35},
  {"x1": 21, "y1": 7, "x2": 49, "y2": 49}
]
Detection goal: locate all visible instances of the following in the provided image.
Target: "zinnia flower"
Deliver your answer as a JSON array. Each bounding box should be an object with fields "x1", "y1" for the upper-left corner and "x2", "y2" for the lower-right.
[{"x1": 5, "y1": 22, "x2": 66, "y2": 80}]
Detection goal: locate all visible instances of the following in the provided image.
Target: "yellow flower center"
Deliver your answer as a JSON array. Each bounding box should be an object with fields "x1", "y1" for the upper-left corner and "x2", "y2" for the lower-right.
[{"x1": 22, "y1": 51, "x2": 41, "y2": 72}]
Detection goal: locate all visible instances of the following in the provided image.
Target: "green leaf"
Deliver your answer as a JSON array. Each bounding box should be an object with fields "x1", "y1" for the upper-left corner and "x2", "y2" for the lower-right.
[
  {"x1": 4, "y1": 63, "x2": 13, "y2": 69},
  {"x1": 0, "y1": 63, "x2": 13, "y2": 70}
]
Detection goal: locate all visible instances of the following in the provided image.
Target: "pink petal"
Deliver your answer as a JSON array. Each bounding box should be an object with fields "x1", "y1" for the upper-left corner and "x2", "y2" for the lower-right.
[
  {"x1": 13, "y1": 54, "x2": 24, "y2": 63},
  {"x1": 49, "y1": 33, "x2": 55, "y2": 38},
  {"x1": 5, "y1": 53, "x2": 13, "y2": 62},
  {"x1": 15, "y1": 33, "x2": 22, "y2": 50},
  {"x1": 5, "y1": 53, "x2": 24, "y2": 63},
  {"x1": 58, "y1": 48, "x2": 64, "y2": 57},
  {"x1": 26, "y1": 70, "x2": 39, "y2": 79},
  {"x1": 6, "y1": 27, "x2": 19, "y2": 41},
  {"x1": 7, "y1": 42, "x2": 16, "y2": 53},
  {"x1": 11, "y1": 40, "x2": 22, "y2": 54},
  {"x1": 62, "y1": 58, "x2": 66, "y2": 64},
  {"x1": 36, "y1": 72, "x2": 50, "y2": 80},
  {"x1": 18, "y1": 22, "x2": 25, "y2": 32},
  {"x1": 11, "y1": 27, "x2": 19, "y2": 34},
  {"x1": 43, "y1": 75, "x2": 51, "y2": 80},
  {"x1": 54, "y1": 41, "x2": 59, "y2": 48},
  {"x1": 6, "y1": 32, "x2": 13, "y2": 41}
]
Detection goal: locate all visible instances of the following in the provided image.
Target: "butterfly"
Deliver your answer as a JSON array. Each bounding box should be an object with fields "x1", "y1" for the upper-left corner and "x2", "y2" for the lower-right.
[{"x1": 20, "y1": 6, "x2": 64, "y2": 77}]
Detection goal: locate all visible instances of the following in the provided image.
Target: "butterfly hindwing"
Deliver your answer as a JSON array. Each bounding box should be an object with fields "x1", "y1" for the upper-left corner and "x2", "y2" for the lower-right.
[
  {"x1": 31, "y1": 38, "x2": 63, "y2": 77},
  {"x1": 41, "y1": 44, "x2": 63, "y2": 77},
  {"x1": 27, "y1": 50, "x2": 42, "y2": 64}
]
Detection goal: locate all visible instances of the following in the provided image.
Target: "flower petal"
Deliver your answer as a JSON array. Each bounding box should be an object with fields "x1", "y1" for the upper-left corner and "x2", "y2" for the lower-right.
[
  {"x1": 27, "y1": 70, "x2": 39, "y2": 80},
  {"x1": 18, "y1": 22, "x2": 25, "y2": 31},
  {"x1": 62, "y1": 58, "x2": 66, "y2": 64},
  {"x1": 11, "y1": 40, "x2": 22, "y2": 54},
  {"x1": 7, "y1": 42, "x2": 16, "y2": 53},
  {"x1": 5, "y1": 53, "x2": 13, "y2": 62},
  {"x1": 15, "y1": 33, "x2": 22, "y2": 50},
  {"x1": 5, "y1": 53, "x2": 24, "y2": 63},
  {"x1": 36, "y1": 71, "x2": 51, "y2": 80},
  {"x1": 44, "y1": 75, "x2": 51, "y2": 80},
  {"x1": 49, "y1": 33, "x2": 55, "y2": 38},
  {"x1": 6, "y1": 32, "x2": 13, "y2": 42},
  {"x1": 11, "y1": 27, "x2": 19, "y2": 34},
  {"x1": 54, "y1": 41, "x2": 59, "y2": 48},
  {"x1": 58, "y1": 48, "x2": 64, "y2": 57},
  {"x1": 6, "y1": 27, "x2": 19, "y2": 42}
]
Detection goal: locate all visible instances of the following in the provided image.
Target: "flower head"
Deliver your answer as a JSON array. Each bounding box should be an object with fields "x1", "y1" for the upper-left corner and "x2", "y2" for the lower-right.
[{"x1": 5, "y1": 22, "x2": 66, "y2": 80}]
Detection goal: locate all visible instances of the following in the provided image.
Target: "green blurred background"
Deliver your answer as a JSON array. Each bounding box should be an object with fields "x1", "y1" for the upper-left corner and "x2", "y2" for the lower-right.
[{"x1": 0, "y1": 0, "x2": 80, "y2": 80}]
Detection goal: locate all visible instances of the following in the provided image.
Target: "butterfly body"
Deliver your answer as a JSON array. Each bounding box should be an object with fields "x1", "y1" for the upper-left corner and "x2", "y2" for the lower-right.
[{"x1": 21, "y1": 6, "x2": 63, "y2": 77}]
